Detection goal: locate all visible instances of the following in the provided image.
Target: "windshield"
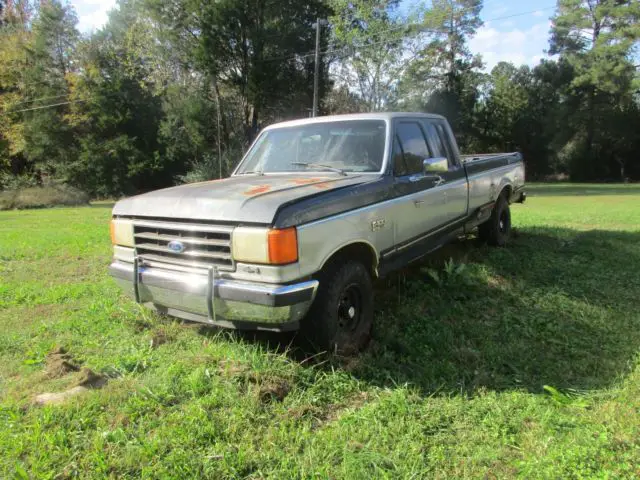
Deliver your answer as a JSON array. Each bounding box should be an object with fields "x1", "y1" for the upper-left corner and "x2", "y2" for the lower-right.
[{"x1": 236, "y1": 120, "x2": 387, "y2": 174}]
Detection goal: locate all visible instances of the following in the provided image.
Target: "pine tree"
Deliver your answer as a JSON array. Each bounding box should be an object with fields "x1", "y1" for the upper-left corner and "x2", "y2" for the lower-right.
[
  {"x1": 399, "y1": 0, "x2": 484, "y2": 147},
  {"x1": 550, "y1": 0, "x2": 640, "y2": 180}
]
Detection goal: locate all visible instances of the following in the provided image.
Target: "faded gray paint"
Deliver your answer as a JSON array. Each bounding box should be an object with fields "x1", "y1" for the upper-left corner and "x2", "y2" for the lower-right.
[
  {"x1": 113, "y1": 174, "x2": 368, "y2": 225},
  {"x1": 109, "y1": 112, "x2": 525, "y2": 328}
]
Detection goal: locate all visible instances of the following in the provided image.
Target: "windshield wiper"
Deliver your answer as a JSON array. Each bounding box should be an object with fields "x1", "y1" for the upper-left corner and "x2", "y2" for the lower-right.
[
  {"x1": 290, "y1": 162, "x2": 347, "y2": 176},
  {"x1": 238, "y1": 170, "x2": 264, "y2": 176}
]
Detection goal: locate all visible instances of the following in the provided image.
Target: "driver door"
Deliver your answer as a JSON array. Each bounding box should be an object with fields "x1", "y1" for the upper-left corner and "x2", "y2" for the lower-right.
[{"x1": 391, "y1": 120, "x2": 446, "y2": 247}]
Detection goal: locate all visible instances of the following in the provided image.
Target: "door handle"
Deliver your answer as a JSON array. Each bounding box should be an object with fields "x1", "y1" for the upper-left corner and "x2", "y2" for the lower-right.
[
  {"x1": 414, "y1": 200, "x2": 425, "y2": 207},
  {"x1": 426, "y1": 175, "x2": 446, "y2": 186}
]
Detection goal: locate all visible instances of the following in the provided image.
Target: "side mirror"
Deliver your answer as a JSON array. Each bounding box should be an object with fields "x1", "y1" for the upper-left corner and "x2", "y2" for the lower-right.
[{"x1": 423, "y1": 157, "x2": 448, "y2": 174}]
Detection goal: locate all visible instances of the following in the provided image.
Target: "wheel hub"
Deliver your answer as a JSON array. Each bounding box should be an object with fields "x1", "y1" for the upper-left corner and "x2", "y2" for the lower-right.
[
  {"x1": 499, "y1": 211, "x2": 509, "y2": 234},
  {"x1": 337, "y1": 284, "x2": 362, "y2": 331}
]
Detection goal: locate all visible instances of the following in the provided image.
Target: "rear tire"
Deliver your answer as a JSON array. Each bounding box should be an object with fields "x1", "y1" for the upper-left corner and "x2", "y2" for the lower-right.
[
  {"x1": 300, "y1": 260, "x2": 373, "y2": 355},
  {"x1": 478, "y1": 194, "x2": 511, "y2": 246}
]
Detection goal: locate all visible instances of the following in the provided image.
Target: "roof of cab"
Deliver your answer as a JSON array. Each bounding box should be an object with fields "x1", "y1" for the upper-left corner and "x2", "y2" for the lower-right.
[{"x1": 264, "y1": 112, "x2": 446, "y2": 130}]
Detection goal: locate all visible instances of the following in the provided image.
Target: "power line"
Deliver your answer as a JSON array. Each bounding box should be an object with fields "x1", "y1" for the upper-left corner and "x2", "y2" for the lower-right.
[
  {"x1": 332, "y1": 4, "x2": 558, "y2": 45},
  {"x1": 1, "y1": 4, "x2": 560, "y2": 93},
  {"x1": 6, "y1": 93, "x2": 71, "y2": 107},
  {"x1": 2, "y1": 99, "x2": 87, "y2": 115},
  {"x1": 260, "y1": 4, "x2": 557, "y2": 65}
]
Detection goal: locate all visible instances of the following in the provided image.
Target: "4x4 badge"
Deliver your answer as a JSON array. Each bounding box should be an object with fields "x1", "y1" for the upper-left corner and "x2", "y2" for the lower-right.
[{"x1": 371, "y1": 219, "x2": 386, "y2": 232}]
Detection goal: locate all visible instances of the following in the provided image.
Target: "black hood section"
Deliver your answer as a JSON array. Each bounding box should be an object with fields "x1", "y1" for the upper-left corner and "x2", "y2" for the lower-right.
[{"x1": 273, "y1": 175, "x2": 394, "y2": 228}]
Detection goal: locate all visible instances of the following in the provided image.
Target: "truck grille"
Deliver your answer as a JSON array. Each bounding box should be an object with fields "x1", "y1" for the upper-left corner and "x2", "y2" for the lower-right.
[{"x1": 132, "y1": 219, "x2": 234, "y2": 271}]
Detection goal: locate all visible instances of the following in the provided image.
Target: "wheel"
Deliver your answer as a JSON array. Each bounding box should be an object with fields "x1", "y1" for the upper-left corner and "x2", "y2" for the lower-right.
[
  {"x1": 300, "y1": 261, "x2": 374, "y2": 355},
  {"x1": 478, "y1": 194, "x2": 511, "y2": 246}
]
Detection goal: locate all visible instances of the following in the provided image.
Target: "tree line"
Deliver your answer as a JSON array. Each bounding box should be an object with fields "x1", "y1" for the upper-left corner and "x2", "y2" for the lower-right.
[{"x1": 1, "y1": 0, "x2": 639, "y2": 197}]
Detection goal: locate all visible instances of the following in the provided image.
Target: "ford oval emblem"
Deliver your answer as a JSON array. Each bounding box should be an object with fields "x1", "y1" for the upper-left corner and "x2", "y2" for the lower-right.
[{"x1": 167, "y1": 240, "x2": 186, "y2": 254}]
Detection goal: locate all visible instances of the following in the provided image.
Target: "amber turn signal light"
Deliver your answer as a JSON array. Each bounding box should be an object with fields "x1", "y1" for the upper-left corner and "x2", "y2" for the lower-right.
[
  {"x1": 110, "y1": 220, "x2": 116, "y2": 245},
  {"x1": 267, "y1": 227, "x2": 298, "y2": 265}
]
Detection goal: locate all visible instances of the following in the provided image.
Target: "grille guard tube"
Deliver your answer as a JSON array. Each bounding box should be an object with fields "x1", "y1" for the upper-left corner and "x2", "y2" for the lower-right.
[{"x1": 108, "y1": 260, "x2": 319, "y2": 331}]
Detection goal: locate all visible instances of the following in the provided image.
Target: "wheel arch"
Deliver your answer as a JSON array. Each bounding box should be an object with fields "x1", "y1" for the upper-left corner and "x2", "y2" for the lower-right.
[
  {"x1": 319, "y1": 241, "x2": 379, "y2": 279},
  {"x1": 499, "y1": 183, "x2": 513, "y2": 203}
]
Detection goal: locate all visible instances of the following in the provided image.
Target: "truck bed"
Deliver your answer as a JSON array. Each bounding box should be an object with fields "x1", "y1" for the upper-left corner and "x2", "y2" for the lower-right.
[{"x1": 461, "y1": 152, "x2": 523, "y2": 166}]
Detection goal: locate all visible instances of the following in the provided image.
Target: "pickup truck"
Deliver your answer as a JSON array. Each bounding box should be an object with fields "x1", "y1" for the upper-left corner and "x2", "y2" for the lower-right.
[{"x1": 109, "y1": 113, "x2": 525, "y2": 353}]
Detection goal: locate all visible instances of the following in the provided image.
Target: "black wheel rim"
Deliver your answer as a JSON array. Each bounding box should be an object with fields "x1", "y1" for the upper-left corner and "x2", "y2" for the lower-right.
[
  {"x1": 337, "y1": 284, "x2": 362, "y2": 332},
  {"x1": 499, "y1": 210, "x2": 509, "y2": 234}
]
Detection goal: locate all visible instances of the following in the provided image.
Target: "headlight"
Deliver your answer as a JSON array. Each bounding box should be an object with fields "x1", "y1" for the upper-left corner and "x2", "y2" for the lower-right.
[
  {"x1": 232, "y1": 227, "x2": 298, "y2": 265},
  {"x1": 110, "y1": 219, "x2": 135, "y2": 247}
]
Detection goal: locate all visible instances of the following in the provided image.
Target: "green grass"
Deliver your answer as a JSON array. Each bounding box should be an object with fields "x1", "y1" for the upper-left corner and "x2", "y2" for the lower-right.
[{"x1": 1, "y1": 184, "x2": 640, "y2": 478}]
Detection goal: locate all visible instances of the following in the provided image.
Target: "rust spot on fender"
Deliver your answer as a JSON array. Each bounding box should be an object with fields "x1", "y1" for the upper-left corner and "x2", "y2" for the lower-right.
[
  {"x1": 244, "y1": 185, "x2": 272, "y2": 196},
  {"x1": 313, "y1": 182, "x2": 332, "y2": 190}
]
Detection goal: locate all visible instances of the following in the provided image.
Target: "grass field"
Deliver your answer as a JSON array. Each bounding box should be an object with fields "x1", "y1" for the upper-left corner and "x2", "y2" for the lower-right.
[{"x1": 1, "y1": 183, "x2": 640, "y2": 478}]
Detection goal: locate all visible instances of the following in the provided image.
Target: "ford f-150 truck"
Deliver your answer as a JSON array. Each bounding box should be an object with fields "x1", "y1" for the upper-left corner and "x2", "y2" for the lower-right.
[{"x1": 109, "y1": 113, "x2": 525, "y2": 353}]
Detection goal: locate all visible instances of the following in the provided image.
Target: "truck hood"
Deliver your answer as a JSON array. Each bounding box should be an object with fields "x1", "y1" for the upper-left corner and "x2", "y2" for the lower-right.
[{"x1": 112, "y1": 174, "x2": 369, "y2": 225}]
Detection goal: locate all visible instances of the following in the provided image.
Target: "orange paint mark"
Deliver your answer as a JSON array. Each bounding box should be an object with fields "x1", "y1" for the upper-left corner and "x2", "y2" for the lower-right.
[
  {"x1": 313, "y1": 182, "x2": 332, "y2": 190},
  {"x1": 244, "y1": 185, "x2": 272, "y2": 196},
  {"x1": 290, "y1": 178, "x2": 323, "y2": 185}
]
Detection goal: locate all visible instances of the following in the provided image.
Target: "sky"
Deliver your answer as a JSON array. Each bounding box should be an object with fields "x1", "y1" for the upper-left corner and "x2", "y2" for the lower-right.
[
  {"x1": 466, "y1": 0, "x2": 556, "y2": 71},
  {"x1": 69, "y1": 0, "x2": 556, "y2": 72}
]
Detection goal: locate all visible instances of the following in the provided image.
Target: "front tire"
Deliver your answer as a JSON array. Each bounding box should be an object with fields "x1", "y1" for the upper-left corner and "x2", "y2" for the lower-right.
[
  {"x1": 300, "y1": 261, "x2": 374, "y2": 355},
  {"x1": 478, "y1": 194, "x2": 511, "y2": 246}
]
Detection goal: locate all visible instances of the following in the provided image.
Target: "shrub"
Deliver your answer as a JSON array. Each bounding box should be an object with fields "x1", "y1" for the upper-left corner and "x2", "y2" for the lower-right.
[
  {"x1": 176, "y1": 145, "x2": 245, "y2": 185},
  {"x1": 0, "y1": 183, "x2": 90, "y2": 210}
]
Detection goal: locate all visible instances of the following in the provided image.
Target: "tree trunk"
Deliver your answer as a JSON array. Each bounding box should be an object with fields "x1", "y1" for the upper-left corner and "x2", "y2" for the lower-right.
[{"x1": 585, "y1": 85, "x2": 596, "y2": 179}]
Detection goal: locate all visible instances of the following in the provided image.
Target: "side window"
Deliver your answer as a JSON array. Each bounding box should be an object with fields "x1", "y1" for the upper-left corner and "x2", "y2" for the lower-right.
[
  {"x1": 395, "y1": 122, "x2": 430, "y2": 175},
  {"x1": 435, "y1": 123, "x2": 457, "y2": 167},
  {"x1": 392, "y1": 135, "x2": 407, "y2": 177},
  {"x1": 425, "y1": 123, "x2": 446, "y2": 159}
]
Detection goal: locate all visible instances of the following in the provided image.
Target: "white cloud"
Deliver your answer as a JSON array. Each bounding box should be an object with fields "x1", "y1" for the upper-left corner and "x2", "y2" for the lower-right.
[
  {"x1": 71, "y1": 0, "x2": 117, "y2": 33},
  {"x1": 530, "y1": 54, "x2": 545, "y2": 65},
  {"x1": 469, "y1": 21, "x2": 551, "y2": 71}
]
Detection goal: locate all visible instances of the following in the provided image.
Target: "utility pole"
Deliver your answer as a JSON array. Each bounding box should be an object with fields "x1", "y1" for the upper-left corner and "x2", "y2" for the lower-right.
[{"x1": 312, "y1": 18, "x2": 328, "y2": 118}]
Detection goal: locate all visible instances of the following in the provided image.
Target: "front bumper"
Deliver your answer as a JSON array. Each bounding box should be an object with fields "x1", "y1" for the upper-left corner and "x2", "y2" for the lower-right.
[{"x1": 109, "y1": 260, "x2": 318, "y2": 331}]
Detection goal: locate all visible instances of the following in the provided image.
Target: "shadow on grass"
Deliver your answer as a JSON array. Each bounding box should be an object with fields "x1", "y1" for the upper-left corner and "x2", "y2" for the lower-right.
[
  {"x1": 528, "y1": 183, "x2": 640, "y2": 197},
  {"x1": 351, "y1": 227, "x2": 640, "y2": 395},
  {"x1": 207, "y1": 227, "x2": 640, "y2": 397}
]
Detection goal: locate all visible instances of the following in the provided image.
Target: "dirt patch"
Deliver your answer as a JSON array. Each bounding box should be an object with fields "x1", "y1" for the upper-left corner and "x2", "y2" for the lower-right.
[
  {"x1": 44, "y1": 346, "x2": 80, "y2": 379},
  {"x1": 33, "y1": 367, "x2": 108, "y2": 406},
  {"x1": 258, "y1": 378, "x2": 291, "y2": 404},
  {"x1": 34, "y1": 386, "x2": 89, "y2": 406},
  {"x1": 150, "y1": 328, "x2": 176, "y2": 349},
  {"x1": 131, "y1": 318, "x2": 154, "y2": 332},
  {"x1": 75, "y1": 367, "x2": 107, "y2": 389},
  {"x1": 288, "y1": 404, "x2": 324, "y2": 421},
  {"x1": 323, "y1": 391, "x2": 371, "y2": 424},
  {"x1": 285, "y1": 391, "x2": 372, "y2": 429},
  {"x1": 217, "y1": 360, "x2": 250, "y2": 378}
]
